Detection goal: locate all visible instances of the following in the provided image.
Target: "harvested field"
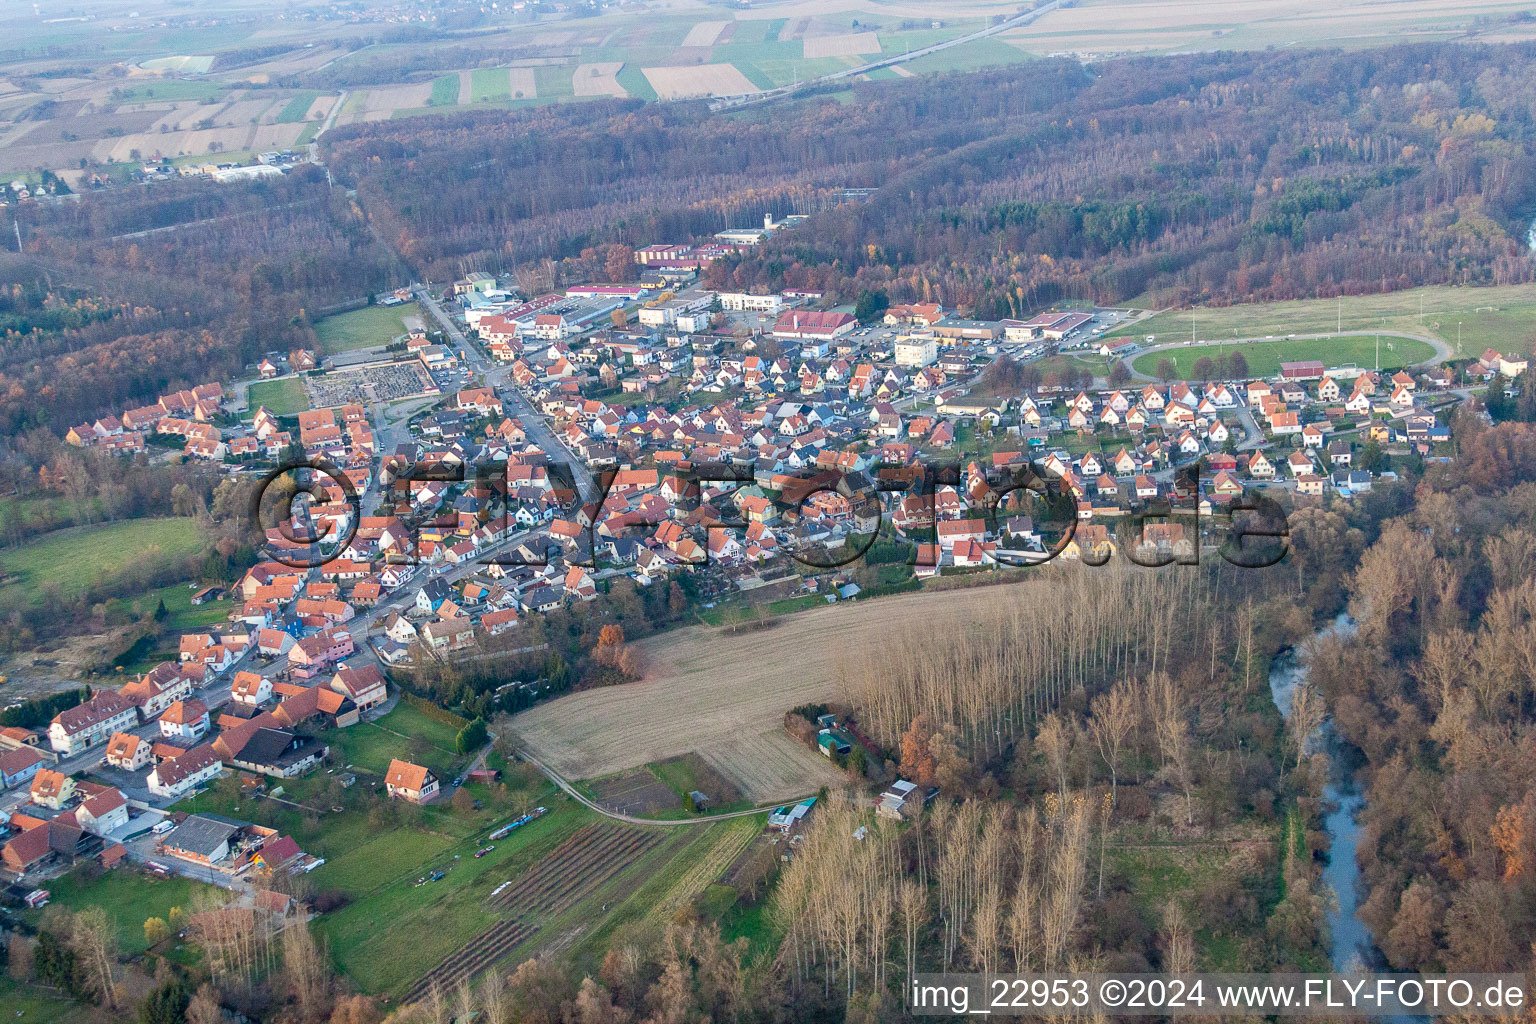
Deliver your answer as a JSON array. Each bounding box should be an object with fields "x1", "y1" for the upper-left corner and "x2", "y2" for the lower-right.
[
  {"x1": 513, "y1": 585, "x2": 1016, "y2": 799},
  {"x1": 151, "y1": 103, "x2": 202, "y2": 131},
  {"x1": 404, "y1": 824, "x2": 663, "y2": 1001},
  {"x1": 509, "y1": 67, "x2": 538, "y2": 100},
  {"x1": 303, "y1": 95, "x2": 336, "y2": 122},
  {"x1": 572, "y1": 62, "x2": 627, "y2": 98},
  {"x1": 101, "y1": 122, "x2": 305, "y2": 162},
  {"x1": 217, "y1": 98, "x2": 277, "y2": 126},
  {"x1": 696, "y1": 731, "x2": 839, "y2": 803},
  {"x1": 681, "y1": 20, "x2": 730, "y2": 47},
  {"x1": 641, "y1": 63, "x2": 761, "y2": 99},
  {"x1": 588, "y1": 769, "x2": 680, "y2": 816},
  {"x1": 1007, "y1": 0, "x2": 1532, "y2": 54},
  {"x1": 359, "y1": 83, "x2": 433, "y2": 114},
  {"x1": 803, "y1": 31, "x2": 881, "y2": 58}
]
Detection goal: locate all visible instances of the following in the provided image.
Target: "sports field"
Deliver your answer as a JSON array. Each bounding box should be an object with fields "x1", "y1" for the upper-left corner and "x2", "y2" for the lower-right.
[
  {"x1": 246, "y1": 376, "x2": 307, "y2": 416},
  {"x1": 0, "y1": 517, "x2": 207, "y2": 606},
  {"x1": 1109, "y1": 283, "x2": 1536, "y2": 361},
  {"x1": 312, "y1": 301, "x2": 422, "y2": 355},
  {"x1": 1131, "y1": 335, "x2": 1438, "y2": 380}
]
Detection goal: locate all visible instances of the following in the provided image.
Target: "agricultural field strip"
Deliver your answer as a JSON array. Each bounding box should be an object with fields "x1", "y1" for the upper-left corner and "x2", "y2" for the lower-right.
[
  {"x1": 489, "y1": 825, "x2": 664, "y2": 916},
  {"x1": 638, "y1": 817, "x2": 761, "y2": 929},
  {"x1": 404, "y1": 825, "x2": 664, "y2": 1000}
]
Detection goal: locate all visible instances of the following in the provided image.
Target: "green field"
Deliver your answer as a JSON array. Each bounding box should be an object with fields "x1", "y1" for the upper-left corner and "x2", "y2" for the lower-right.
[
  {"x1": 900, "y1": 36, "x2": 1031, "y2": 75},
  {"x1": 1131, "y1": 335, "x2": 1436, "y2": 380},
  {"x1": 534, "y1": 65, "x2": 575, "y2": 98},
  {"x1": 317, "y1": 799, "x2": 593, "y2": 995},
  {"x1": 246, "y1": 376, "x2": 307, "y2": 416},
  {"x1": 116, "y1": 79, "x2": 226, "y2": 103},
  {"x1": 24, "y1": 866, "x2": 217, "y2": 956},
  {"x1": 648, "y1": 755, "x2": 754, "y2": 815},
  {"x1": 312, "y1": 301, "x2": 422, "y2": 355},
  {"x1": 0, "y1": 979, "x2": 78, "y2": 1024},
  {"x1": 108, "y1": 581, "x2": 233, "y2": 671},
  {"x1": 0, "y1": 517, "x2": 207, "y2": 607},
  {"x1": 275, "y1": 90, "x2": 321, "y2": 123},
  {"x1": 1110, "y1": 283, "x2": 1536, "y2": 361},
  {"x1": 321, "y1": 701, "x2": 465, "y2": 779},
  {"x1": 469, "y1": 67, "x2": 511, "y2": 103},
  {"x1": 615, "y1": 63, "x2": 658, "y2": 100},
  {"x1": 429, "y1": 74, "x2": 461, "y2": 105}
]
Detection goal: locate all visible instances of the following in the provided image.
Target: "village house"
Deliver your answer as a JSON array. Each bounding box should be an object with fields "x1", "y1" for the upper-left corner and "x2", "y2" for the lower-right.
[
  {"x1": 385, "y1": 759, "x2": 439, "y2": 803},
  {"x1": 231, "y1": 670, "x2": 274, "y2": 707},
  {"x1": 104, "y1": 732, "x2": 153, "y2": 772},
  {"x1": 147, "y1": 744, "x2": 224, "y2": 799},
  {"x1": 29, "y1": 768, "x2": 76, "y2": 809},
  {"x1": 49, "y1": 692, "x2": 138, "y2": 755},
  {"x1": 331, "y1": 665, "x2": 388, "y2": 713},
  {"x1": 160, "y1": 700, "x2": 211, "y2": 743},
  {"x1": 0, "y1": 746, "x2": 46, "y2": 790}
]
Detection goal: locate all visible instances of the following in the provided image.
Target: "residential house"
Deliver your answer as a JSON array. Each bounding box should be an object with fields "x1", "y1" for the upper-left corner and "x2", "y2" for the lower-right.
[
  {"x1": 147, "y1": 744, "x2": 223, "y2": 799},
  {"x1": 29, "y1": 768, "x2": 76, "y2": 809},
  {"x1": 49, "y1": 692, "x2": 138, "y2": 755},
  {"x1": 160, "y1": 700, "x2": 211, "y2": 743},
  {"x1": 104, "y1": 732, "x2": 153, "y2": 771},
  {"x1": 385, "y1": 759, "x2": 439, "y2": 803},
  {"x1": 0, "y1": 746, "x2": 46, "y2": 789},
  {"x1": 330, "y1": 665, "x2": 388, "y2": 713},
  {"x1": 231, "y1": 670, "x2": 273, "y2": 707}
]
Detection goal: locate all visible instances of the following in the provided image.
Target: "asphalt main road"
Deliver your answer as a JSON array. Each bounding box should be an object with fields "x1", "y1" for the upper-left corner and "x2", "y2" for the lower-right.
[{"x1": 412, "y1": 286, "x2": 596, "y2": 502}]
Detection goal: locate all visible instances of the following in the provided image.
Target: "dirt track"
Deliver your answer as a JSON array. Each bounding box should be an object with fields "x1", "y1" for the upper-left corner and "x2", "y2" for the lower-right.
[{"x1": 510, "y1": 583, "x2": 1012, "y2": 800}]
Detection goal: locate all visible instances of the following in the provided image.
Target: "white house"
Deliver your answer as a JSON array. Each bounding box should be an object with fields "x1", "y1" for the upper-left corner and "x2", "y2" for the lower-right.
[
  {"x1": 49, "y1": 692, "x2": 138, "y2": 755},
  {"x1": 147, "y1": 745, "x2": 223, "y2": 799}
]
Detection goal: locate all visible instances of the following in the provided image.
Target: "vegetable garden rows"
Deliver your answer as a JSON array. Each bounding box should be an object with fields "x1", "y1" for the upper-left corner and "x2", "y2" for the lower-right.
[{"x1": 403, "y1": 824, "x2": 665, "y2": 1002}]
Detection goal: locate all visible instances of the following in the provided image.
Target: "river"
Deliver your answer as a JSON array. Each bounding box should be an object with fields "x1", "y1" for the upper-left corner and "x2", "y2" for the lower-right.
[{"x1": 1267, "y1": 612, "x2": 1382, "y2": 971}]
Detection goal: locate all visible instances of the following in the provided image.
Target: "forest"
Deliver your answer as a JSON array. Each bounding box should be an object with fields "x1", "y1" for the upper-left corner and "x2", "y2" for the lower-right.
[
  {"x1": 0, "y1": 167, "x2": 397, "y2": 435},
  {"x1": 325, "y1": 43, "x2": 1536, "y2": 320}
]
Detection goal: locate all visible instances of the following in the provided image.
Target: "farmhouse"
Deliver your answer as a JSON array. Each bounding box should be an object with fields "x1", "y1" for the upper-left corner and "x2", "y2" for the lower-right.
[{"x1": 331, "y1": 665, "x2": 388, "y2": 713}]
